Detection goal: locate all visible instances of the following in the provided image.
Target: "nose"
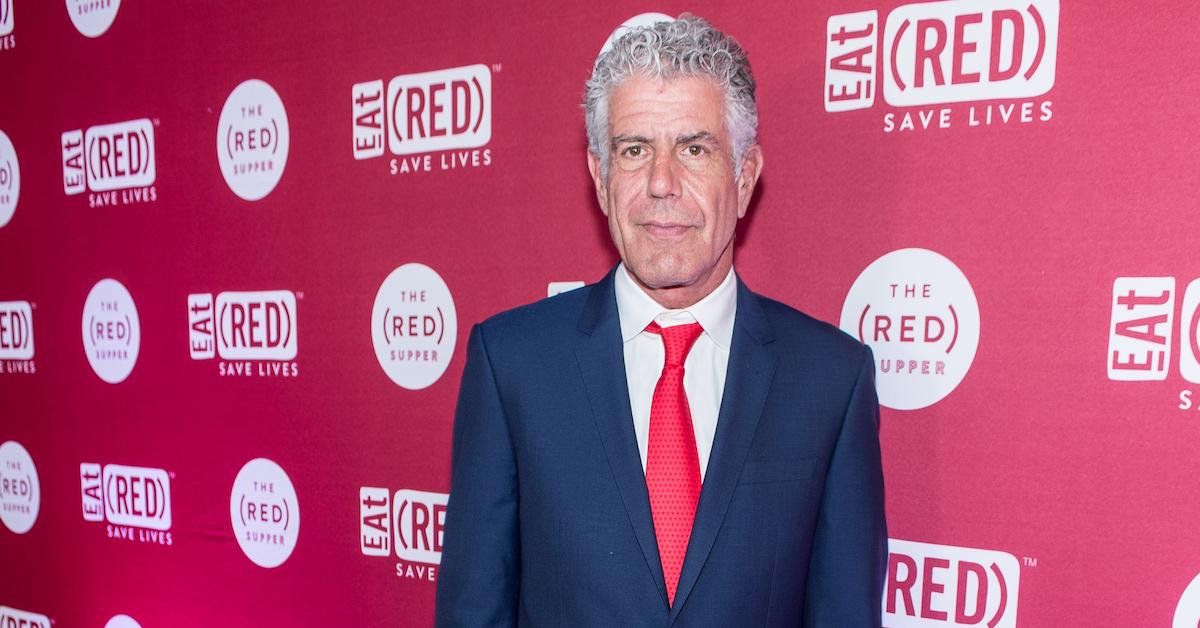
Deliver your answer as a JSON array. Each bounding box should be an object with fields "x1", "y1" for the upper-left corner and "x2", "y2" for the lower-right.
[{"x1": 647, "y1": 152, "x2": 682, "y2": 199}]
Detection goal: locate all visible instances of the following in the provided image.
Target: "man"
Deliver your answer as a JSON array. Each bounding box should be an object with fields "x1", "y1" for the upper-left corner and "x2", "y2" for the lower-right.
[{"x1": 435, "y1": 14, "x2": 886, "y2": 627}]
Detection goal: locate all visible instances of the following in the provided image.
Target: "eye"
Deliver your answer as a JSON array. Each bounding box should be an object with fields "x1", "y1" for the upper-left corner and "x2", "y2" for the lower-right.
[
  {"x1": 621, "y1": 145, "x2": 644, "y2": 158},
  {"x1": 685, "y1": 144, "x2": 707, "y2": 157}
]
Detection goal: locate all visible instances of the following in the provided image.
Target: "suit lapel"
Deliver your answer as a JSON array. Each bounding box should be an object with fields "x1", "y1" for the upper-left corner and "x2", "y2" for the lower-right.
[
  {"x1": 574, "y1": 267, "x2": 669, "y2": 607},
  {"x1": 669, "y1": 276, "x2": 777, "y2": 624}
]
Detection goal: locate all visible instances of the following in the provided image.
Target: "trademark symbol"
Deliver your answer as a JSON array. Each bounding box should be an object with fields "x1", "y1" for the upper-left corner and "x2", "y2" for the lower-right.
[
  {"x1": 296, "y1": 291, "x2": 305, "y2": 300},
  {"x1": 169, "y1": 472, "x2": 176, "y2": 480},
  {"x1": 492, "y1": 63, "x2": 503, "y2": 73},
  {"x1": 153, "y1": 118, "x2": 161, "y2": 127},
  {"x1": 30, "y1": 302, "x2": 36, "y2": 309},
  {"x1": 1023, "y1": 556, "x2": 1038, "y2": 567}
]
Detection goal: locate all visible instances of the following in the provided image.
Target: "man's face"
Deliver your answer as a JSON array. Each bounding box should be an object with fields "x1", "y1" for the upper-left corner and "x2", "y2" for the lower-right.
[{"x1": 588, "y1": 74, "x2": 762, "y2": 295}]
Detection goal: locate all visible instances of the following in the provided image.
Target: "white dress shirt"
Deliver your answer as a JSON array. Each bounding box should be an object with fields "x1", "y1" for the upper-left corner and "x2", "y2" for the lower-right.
[{"x1": 614, "y1": 262, "x2": 737, "y2": 483}]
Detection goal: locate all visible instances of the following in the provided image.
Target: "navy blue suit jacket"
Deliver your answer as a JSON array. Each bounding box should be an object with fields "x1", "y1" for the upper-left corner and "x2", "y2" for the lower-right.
[{"x1": 435, "y1": 268, "x2": 886, "y2": 627}]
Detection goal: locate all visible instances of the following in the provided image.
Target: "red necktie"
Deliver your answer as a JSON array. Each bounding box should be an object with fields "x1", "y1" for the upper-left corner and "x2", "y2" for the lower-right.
[{"x1": 644, "y1": 320, "x2": 705, "y2": 606}]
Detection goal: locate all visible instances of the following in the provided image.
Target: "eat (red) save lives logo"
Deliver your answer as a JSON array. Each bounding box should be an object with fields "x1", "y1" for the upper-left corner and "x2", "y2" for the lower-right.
[
  {"x1": 825, "y1": 0, "x2": 1058, "y2": 133},
  {"x1": 1106, "y1": 277, "x2": 1200, "y2": 414},
  {"x1": 885, "y1": 538, "x2": 1021, "y2": 628}
]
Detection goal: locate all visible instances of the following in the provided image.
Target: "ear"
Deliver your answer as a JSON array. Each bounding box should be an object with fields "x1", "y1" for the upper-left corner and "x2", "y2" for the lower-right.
[
  {"x1": 587, "y1": 150, "x2": 610, "y2": 216},
  {"x1": 735, "y1": 143, "x2": 764, "y2": 219}
]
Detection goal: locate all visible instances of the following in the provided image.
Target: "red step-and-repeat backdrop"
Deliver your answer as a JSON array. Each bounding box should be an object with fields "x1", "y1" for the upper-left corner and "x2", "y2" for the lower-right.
[{"x1": 3, "y1": 1, "x2": 1199, "y2": 626}]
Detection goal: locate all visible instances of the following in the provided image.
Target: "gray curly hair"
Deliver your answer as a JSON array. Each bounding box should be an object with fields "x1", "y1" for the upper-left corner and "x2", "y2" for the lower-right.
[{"x1": 584, "y1": 13, "x2": 758, "y2": 180}]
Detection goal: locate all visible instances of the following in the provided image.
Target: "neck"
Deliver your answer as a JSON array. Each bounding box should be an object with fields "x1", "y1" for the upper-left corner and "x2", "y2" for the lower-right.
[{"x1": 627, "y1": 250, "x2": 733, "y2": 310}]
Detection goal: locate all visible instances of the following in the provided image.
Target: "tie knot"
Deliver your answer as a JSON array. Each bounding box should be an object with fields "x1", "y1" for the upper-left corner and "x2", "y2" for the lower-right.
[{"x1": 645, "y1": 321, "x2": 704, "y2": 367}]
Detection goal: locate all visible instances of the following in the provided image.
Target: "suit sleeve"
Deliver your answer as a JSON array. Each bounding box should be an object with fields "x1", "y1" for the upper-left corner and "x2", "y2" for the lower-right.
[
  {"x1": 803, "y1": 345, "x2": 888, "y2": 627},
  {"x1": 435, "y1": 324, "x2": 520, "y2": 628}
]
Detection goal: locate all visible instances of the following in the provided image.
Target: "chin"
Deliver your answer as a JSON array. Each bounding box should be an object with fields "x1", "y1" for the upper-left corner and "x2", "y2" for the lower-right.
[{"x1": 627, "y1": 257, "x2": 702, "y2": 290}]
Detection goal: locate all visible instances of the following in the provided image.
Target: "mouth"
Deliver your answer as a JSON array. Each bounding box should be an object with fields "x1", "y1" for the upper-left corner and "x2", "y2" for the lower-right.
[{"x1": 640, "y1": 222, "x2": 694, "y2": 240}]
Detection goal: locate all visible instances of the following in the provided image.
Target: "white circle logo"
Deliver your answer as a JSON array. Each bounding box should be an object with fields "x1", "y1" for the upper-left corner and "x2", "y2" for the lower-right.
[
  {"x1": 104, "y1": 615, "x2": 141, "y2": 628},
  {"x1": 371, "y1": 263, "x2": 458, "y2": 390},
  {"x1": 230, "y1": 457, "x2": 299, "y2": 568},
  {"x1": 0, "y1": 441, "x2": 40, "y2": 534},
  {"x1": 839, "y1": 248, "x2": 980, "y2": 410},
  {"x1": 0, "y1": 129, "x2": 19, "y2": 228},
  {"x1": 217, "y1": 79, "x2": 289, "y2": 201},
  {"x1": 82, "y1": 278, "x2": 140, "y2": 384},
  {"x1": 598, "y1": 12, "x2": 675, "y2": 59},
  {"x1": 1176, "y1": 573, "x2": 1200, "y2": 628},
  {"x1": 66, "y1": 0, "x2": 121, "y2": 38}
]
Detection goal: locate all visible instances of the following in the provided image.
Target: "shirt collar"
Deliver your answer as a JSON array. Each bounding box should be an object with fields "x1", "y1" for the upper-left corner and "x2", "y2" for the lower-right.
[{"x1": 614, "y1": 262, "x2": 737, "y2": 350}]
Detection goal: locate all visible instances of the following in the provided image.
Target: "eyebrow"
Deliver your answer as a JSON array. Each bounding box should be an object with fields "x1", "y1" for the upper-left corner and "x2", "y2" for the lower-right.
[
  {"x1": 676, "y1": 131, "x2": 720, "y2": 146},
  {"x1": 610, "y1": 132, "x2": 721, "y2": 149},
  {"x1": 610, "y1": 134, "x2": 652, "y2": 149}
]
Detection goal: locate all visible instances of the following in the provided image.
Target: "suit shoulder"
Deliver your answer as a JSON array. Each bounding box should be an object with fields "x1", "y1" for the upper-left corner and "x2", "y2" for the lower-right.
[
  {"x1": 474, "y1": 284, "x2": 590, "y2": 343},
  {"x1": 754, "y1": 293, "x2": 869, "y2": 365}
]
